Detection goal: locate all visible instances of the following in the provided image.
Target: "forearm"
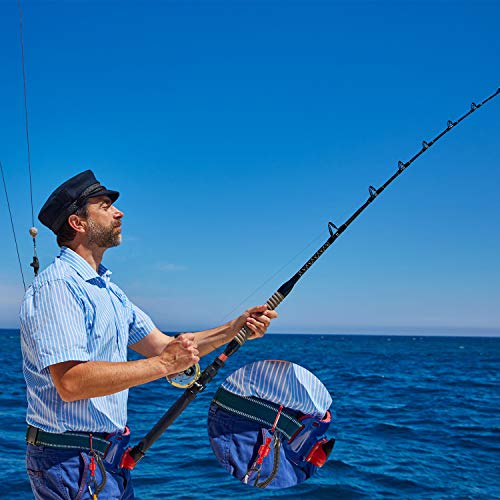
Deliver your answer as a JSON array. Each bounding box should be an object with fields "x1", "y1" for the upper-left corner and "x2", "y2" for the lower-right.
[
  {"x1": 51, "y1": 356, "x2": 170, "y2": 402},
  {"x1": 131, "y1": 325, "x2": 235, "y2": 359},
  {"x1": 131, "y1": 304, "x2": 274, "y2": 361},
  {"x1": 192, "y1": 322, "x2": 235, "y2": 357}
]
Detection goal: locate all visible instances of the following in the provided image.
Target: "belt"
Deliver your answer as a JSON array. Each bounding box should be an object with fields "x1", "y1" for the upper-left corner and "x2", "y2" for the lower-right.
[
  {"x1": 212, "y1": 387, "x2": 303, "y2": 440},
  {"x1": 26, "y1": 425, "x2": 110, "y2": 456}
]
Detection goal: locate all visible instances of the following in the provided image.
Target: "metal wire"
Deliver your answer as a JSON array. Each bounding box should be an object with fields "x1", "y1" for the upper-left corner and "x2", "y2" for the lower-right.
[
  {"x1": 0, "y1": 160, "x2": 26, "y2": 291},
  {"x1": 17, "y1": 0, "x2": 35, "y2": 228}
]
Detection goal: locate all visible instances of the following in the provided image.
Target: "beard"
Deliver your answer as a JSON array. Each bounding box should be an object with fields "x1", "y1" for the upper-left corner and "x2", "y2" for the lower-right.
[{"x1": 87, "y1": 219, "x2": 122, "y2": 248}]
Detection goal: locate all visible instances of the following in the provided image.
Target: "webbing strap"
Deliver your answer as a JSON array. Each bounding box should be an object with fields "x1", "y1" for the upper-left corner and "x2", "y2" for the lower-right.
[
  {"x1": 26, "y1": 426, "x2": 110, "y2": 455},
  {"x1": 212, "y1": 387, "x2": 302, "y2": 440}
]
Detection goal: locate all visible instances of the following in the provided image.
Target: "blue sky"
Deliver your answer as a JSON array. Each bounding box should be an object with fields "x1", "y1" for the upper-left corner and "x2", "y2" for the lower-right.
[{"x1": 1, "y1": 1, "x2": 499, "y2": 334}]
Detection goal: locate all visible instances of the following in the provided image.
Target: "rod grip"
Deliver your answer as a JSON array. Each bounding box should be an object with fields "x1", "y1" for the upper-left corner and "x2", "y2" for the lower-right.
[{"x1": 230, "y1": 291, "x2": 285, "y2": 347}]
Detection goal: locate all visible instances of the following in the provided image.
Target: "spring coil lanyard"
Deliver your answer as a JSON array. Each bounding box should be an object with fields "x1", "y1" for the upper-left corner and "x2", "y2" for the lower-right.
[
  {"x1": 88, "y1": 434, "x2": 107, "y2": 499},
  {"x1": 242, "y1": 405, "x2": 284, "y2": 488}
]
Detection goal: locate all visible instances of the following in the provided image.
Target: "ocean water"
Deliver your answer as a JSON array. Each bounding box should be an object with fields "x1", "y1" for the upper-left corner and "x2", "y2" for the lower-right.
[{"x1": 1, "y1": 330, "x2": 499, "y2": 499}]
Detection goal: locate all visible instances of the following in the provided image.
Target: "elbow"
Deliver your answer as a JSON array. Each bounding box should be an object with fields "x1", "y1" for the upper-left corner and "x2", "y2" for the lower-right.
[
  {"x1": 50, "y1": 361, "x2": 87, "y2": 403},
  {"x1": 55, "y1": 377, "x2": 83, "y2": 403},
  {"x1": 59, "y1": 391, "x2": 79, "y2": 403}
]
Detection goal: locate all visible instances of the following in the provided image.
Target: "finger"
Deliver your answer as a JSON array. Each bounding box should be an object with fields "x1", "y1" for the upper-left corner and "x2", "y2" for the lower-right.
[
  {"x1": 264, "y1": 310, "x2": 278, "y2": 319},
  {"x1": 246, "y1": 318, "x2": 266, "y2": 336},
  {"x1": 248, "y1": 315, "x2": 271, "y2": 328},
  {"x1": 247, "y1": 304, "x2": 268, "y2": 315},
  {"x1": 179, "y1": 336, "x2": 197, "y2": 348},
  {"x1": 178, "y1": 333, "x2": 195, "y2": 342},
  {"x1": 188, "y1": 346, "x2": 199, "y2": 357},
  {"x1": 250, "y1": 309, "x2": 277, "y2": 321}
]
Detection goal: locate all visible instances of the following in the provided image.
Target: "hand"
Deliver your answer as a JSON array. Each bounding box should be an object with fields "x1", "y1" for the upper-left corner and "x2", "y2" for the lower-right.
[
  {"x1": 233, "y1": 304, "x2": 278, "y2": 340},
  {"x1": 159, "y1": 333, "x2": 200, "y2": 376}
]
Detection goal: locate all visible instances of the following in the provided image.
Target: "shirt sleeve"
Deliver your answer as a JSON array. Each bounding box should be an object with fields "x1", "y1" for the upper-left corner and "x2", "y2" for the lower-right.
[
  {"x1": 22, "y1": 280, "x2": 90, "y2": 371},
  {"x1": 128, "y1": 301, "x2": 156, "y2": 345}
]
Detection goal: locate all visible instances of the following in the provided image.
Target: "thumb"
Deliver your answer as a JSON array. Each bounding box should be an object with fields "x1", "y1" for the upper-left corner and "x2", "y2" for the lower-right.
[{"x1": 247, "y1": 304, "x2": 268, "y2": 316}]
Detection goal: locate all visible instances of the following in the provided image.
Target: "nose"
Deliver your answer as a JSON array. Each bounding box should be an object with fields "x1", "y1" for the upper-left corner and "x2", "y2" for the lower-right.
[{"x1": 113, "y1": 205, "x2": 124, "y2": 219}]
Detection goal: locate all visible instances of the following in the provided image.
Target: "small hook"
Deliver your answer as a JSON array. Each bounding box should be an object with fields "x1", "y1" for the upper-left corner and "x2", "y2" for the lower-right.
[
  {"x1": 447, "y1": 120, "x2": 455, "y2": 129},
  {"x1": 422, "y1": 141, "x2": 429, "y2": 150},
  {"x1": 398, "y1": 160, "x2": 406, "y2": 172},
  {"x1": 470, "y1": 102, "x2": 477, "y2": 111},
  {"x1": 368, "y1": 186, "x2": 378, "y2": 198},
  {"x1": 30, "y1": 256, "x2": 40, "y2": 276}
]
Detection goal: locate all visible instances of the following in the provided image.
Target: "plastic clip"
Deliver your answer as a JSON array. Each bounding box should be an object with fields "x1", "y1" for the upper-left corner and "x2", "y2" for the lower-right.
[
  {"x1": 470, "y1": 102, "x2": 477, "y2": 111},
  {"x1": 398, "y1": 160, "x2": 405, "y2": 172},
  {"x1": 328, "y1": 221, "x2": 338, "y2": 237},
  {"x1": 422, "y1": 141, "x2": 429, "y2": 150},
  {"x1": 447, "y1": 120, "x2": 455, "y2": 129},
  {"x1": 368, "y1": 186, "x2": 378, "y2": 198}
]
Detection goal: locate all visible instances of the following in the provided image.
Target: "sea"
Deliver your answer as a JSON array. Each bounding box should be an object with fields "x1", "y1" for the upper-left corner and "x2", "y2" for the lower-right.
[{"x1": 1, "y1": 330, "x2": 499, "y2": 499}]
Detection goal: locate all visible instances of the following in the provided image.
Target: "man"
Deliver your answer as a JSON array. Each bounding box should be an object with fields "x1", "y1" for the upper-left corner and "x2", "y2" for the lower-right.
[{"x1": 20, "y1": 170, "x2": 277, "y2": 499}]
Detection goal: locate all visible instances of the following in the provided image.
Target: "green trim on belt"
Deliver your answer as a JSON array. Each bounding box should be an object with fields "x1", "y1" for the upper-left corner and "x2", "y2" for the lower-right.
[
  {"x1": 212, "y1": 387, "x2": 303, "y2": 440},
  {"x1": 26, "y1": 426, "x2": 110, "y2": 455}
]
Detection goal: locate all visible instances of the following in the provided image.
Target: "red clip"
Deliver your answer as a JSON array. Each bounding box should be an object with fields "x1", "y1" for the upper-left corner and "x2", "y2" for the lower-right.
[
  {"x1": 89, "y1": 433, "x2": 96, "y2": 477},
  {"x1": 306, "y1": 437, "x2": 335, "y2": 467},
  {"x1": 271, "y1": 405, "x2": 283, "y2": 433},
  {"x1": 256, "y1": 437, "x2": 272, "y2": 465},
  {"x1": 119, "y1": 447, "x2": 137, "y2": 470}
]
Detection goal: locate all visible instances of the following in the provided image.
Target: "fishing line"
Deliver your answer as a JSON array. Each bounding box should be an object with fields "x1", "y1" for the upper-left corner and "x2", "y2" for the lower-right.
[
  {"x1": 220, "y1": 229, "x2": 327, "y2": 322},
  {"x1": 17, "y1": 0, "x2": 39, "y2": 277},
  {"x1": 0, "y1": 160, "x2": 26, "y2": 290},
  {"x1": 119, "y1": 87, "x2": 499, "y2": 470}
]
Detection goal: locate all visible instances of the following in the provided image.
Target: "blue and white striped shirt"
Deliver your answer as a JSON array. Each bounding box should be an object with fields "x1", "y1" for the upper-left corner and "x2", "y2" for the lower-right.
[
  {"x1": 222, "y1": 360, "x2": 332, "y2": 418},
  {"x1": 20, "y1": 246, "x2": 155, "y2": 433}
]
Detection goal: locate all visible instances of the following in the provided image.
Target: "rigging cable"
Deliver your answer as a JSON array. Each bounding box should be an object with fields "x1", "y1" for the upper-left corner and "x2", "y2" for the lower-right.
[
  {"x1": 17, "y1": 0, "x2": 39, "y2": 276},
  {"x1": 1, "y1": 160, "x2": 27, "y2": 291}
]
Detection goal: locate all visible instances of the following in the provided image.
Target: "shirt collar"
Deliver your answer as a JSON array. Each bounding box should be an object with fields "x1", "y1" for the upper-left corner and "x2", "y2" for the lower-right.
[{"x1": 59, "y1": 246, "x2": 112, "y2": 283}]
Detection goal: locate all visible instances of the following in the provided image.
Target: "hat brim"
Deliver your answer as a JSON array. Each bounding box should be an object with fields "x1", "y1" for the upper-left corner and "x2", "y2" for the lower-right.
[{"x1": 86, "y1": 189, "x2": 120, "y2": 203}]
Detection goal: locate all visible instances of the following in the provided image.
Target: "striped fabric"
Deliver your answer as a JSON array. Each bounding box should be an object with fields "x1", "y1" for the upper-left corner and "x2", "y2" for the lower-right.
[
  {"x1": 221, "y1": 360, "x2": 332, "y2": 418},
  {"x1": 20, "y1": 246, "x2": 155, "y2": 433}
]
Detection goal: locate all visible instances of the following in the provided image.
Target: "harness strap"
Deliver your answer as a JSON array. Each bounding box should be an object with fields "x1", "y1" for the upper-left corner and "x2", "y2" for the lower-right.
[
  {"x1": 26, "y1": 425, "x2": 110, "y2": 455},
  {"x1": 212, "y1": 387, "x2": 302, "y2": 440}
]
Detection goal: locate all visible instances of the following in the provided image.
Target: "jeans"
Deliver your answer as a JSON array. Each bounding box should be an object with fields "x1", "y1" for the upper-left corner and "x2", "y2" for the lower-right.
[
  {"x1": 208, "y1": 403, "x2": 316, "y2": 489},
  {"x1": 26, "y1": 443, "x2": 134, "y2": 499}
]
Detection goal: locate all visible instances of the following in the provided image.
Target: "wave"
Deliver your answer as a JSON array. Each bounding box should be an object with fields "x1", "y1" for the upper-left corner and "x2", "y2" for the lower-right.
[{"x1": 372, "y1": 422, "x2": 416, "y2": 436}]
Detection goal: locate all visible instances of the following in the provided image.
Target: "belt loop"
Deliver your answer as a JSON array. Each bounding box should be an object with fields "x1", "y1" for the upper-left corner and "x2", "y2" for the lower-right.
[{"x1": 26, "y1": 425, "x2": 39, "y2": 445}]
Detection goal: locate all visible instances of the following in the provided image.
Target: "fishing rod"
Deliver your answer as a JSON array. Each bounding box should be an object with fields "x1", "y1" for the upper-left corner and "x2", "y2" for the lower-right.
[{"x1": 120, "y1": 86, "x2": 499, "y2": 470}]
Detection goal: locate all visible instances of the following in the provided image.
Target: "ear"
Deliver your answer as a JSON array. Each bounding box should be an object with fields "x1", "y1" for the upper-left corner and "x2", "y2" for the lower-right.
[{"x1": 67, "y1": 213, "x2": 87, "y2": 233}]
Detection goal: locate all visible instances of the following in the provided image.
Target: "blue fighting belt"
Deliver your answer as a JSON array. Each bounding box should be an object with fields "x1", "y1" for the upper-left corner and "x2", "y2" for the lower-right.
[
  {"x1": 104, "y1": 427, "x2": 131, "y2": 472},
  {"x1": 212, "y1": 387, "x2": 334, "y2": 477},
  {"x1": 287, "y1": 411, "x2": 334, "y2": 467}
]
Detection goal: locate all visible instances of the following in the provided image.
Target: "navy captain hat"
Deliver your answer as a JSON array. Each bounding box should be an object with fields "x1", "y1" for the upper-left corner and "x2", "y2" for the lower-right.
[{"x1": 38, "y1": 170, "x2": 120, "y2": 234}]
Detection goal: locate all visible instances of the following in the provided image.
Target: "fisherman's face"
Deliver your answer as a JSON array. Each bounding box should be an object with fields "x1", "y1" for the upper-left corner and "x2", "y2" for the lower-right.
[{"x1": 84, "y1": 195, "x2": 124, "y2": 248}]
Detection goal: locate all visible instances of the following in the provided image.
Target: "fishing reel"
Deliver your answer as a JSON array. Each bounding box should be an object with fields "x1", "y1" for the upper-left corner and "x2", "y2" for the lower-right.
[{"x1": 166, "y1": 363, "x2": 201, "y2": 389}]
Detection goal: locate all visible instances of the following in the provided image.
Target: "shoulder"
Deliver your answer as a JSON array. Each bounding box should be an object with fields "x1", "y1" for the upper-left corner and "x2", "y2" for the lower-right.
[
  {"x1": 108, "y1": 281, "x2": 130, "y2": 303},
  {"x1": 23, "y1": 257, "x2": 83, "y2": 302}
]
